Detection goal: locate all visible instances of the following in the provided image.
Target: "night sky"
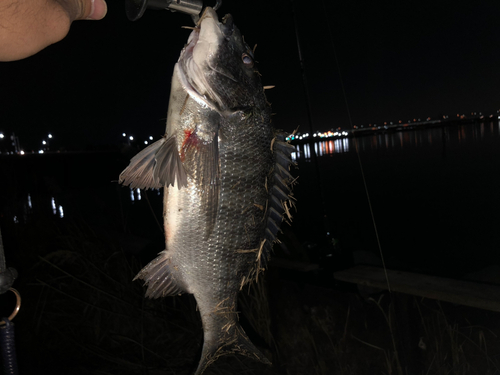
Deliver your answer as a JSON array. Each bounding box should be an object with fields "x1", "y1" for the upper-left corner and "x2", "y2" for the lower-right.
[{"x1": 1, "y1": 0, "x2": 500, "y2": 151}]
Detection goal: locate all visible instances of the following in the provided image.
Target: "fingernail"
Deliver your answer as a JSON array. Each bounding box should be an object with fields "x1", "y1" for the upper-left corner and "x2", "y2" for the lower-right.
[{"x1": 87, "y1": 0, "x2": 108, "y2": 20}]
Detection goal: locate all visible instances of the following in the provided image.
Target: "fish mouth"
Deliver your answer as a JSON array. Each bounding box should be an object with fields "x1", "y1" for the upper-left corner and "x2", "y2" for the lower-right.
[{"x1": 178, "y1": 7, "x2": 235, "y2": 110}]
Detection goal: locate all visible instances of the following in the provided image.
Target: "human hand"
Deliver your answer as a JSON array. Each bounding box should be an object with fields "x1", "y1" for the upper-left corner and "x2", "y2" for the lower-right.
[{"x1": 0, "y1": 0, "x2": 107, "y2": 61}]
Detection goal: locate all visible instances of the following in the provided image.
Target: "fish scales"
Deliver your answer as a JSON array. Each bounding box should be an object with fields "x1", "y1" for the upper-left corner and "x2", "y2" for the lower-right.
[{"x1": 119, "y1": 7, "x2": 295, "y2": 375}]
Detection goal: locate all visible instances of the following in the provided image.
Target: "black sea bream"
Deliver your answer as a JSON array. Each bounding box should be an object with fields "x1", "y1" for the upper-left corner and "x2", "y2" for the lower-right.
[{"x1": 119, "y1": 7, "x2": 295, "y2": 374}]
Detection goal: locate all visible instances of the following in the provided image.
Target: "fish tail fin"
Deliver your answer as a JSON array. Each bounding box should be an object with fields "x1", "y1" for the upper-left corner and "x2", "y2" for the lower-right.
[{"x1": 194, "y1": 321, "x2": 271, "y2": 375}]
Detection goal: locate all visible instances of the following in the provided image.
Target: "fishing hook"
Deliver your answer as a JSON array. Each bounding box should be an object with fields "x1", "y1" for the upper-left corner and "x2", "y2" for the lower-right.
[{"x1": 212, "y1": 0, "x2": 222, "y2": 11}]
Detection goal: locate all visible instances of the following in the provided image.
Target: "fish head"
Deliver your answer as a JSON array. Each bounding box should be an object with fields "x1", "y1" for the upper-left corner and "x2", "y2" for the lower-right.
[{"x1": 179, "y1": 7, "x2": 266, "y2": 113}]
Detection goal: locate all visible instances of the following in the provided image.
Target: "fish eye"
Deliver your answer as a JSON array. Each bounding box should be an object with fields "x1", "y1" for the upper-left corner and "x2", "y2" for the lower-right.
[{"x1": 242, "y1": 53, "x2": 253, "y2": 66}]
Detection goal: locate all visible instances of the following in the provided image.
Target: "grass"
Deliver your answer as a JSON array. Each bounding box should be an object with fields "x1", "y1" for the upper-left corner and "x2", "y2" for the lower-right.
[
  {"x1": 3, "y1": 217, "x2": 500, "y2": 375},
  {"x1": 10, "y1": 219, "x2": 202, "y2": 374}
]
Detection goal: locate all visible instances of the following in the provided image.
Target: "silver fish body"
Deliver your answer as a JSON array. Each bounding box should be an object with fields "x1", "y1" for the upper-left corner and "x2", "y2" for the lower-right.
[{"x1": 120, "y1": 7, "x2": 295, "y2": 375}]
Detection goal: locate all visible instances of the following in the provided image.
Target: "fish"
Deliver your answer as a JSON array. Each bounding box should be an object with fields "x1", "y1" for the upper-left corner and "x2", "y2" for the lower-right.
[{"x1": 119, "y1": 7, "x2": 295, "y2": 375}]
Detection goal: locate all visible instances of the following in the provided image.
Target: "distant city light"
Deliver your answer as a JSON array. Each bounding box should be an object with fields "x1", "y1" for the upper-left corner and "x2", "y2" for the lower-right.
[
  {"x1": 42, "y1": 140, "x2": 47, "y2": 145},
  {"x1": 122, "y1": 133, "x2": 126, "y2": 137},
  {"x1": 38, "y1": 150, "x2": 44, "y2": 154},
  {"x1": 48, "y1": 134, "x2": 53, "y2": 139},
  {"x1": 51, "y1": 197, "x2": 57, "y2": 215},
  {"x1": 0, "y1": 133, "x2": 4, "y2": 139},
  {"x1": 129, "y1": 136, "x2": 134, "y2": 141},
  {"x1": 286, "y1": 130, "x2": 353, "y2": 142},
  {"x1": 144, "y1": 141, "x2": 148, "y2": 145},
  {"x1": 20, "y1": 150, "x2": 25, "y2": 155},
  {"x1": 149, "y1": 136, "x2": 153, "y2": 140}
]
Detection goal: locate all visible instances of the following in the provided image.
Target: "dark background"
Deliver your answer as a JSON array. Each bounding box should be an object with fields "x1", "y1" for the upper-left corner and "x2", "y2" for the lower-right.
[
  {"x1": 1, "y1": 0, "x2": 500, "y2": 151},
  {"x1": 2, "y1": 2, "x2": 500, "y2": 374}
]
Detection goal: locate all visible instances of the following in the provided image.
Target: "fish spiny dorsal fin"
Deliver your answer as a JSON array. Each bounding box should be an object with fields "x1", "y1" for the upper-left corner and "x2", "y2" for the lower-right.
[{"x1": 255, "y1": 133, "x2": 297, "y2": 273}]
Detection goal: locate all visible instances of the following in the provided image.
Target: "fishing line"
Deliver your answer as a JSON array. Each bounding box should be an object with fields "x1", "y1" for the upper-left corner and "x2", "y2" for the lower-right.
[
  {"x1": 320, "y1": 0, "x2": 391, "y2": 292},
  {"x1": 144, "y1": 190, "x2": 163, "y2": 233},
  {"x1": 290, "y1": 0, "x2": 334, "y2": 246}
]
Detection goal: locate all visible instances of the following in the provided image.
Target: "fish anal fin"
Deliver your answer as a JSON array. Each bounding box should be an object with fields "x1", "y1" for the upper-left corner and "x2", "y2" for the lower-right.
[
  {"x1": 133, "y1": 251, "x2": 186, "y2": 298},
  {"x1": 194, "y1": 321, "x2": 270, "y2": 375}
]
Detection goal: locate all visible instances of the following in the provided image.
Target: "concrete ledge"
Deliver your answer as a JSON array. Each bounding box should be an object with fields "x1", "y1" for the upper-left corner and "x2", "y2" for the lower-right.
[{"x1": 334, "y1": 265, "x2": 500, "y2": 312}]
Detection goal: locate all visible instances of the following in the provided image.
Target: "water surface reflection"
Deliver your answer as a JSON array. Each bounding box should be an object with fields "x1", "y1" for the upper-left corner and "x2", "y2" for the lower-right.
[{"x1": 294, "y1": 121, "x2": 500, "y2": 160}]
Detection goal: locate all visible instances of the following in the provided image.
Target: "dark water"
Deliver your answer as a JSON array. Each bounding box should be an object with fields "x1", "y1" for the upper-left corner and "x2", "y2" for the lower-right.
[
  {"x1": 1, "y1": 121, "x2": 499, "y2": 279},
  {"x1": 0, "y1": 149, "x2": 165, "y2": 253},
  {"x1": 292, "y1": 121, "x2": 500, "y2": 278}
]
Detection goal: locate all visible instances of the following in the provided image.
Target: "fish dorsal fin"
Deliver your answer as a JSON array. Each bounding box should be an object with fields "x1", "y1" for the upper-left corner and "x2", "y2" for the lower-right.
[
  {"x1": 133, "y1": 251, "x2": 186, "y2": 298},
  {"x1": 181, "y1": 130, "x2": 220, "y2": 238},
  {"x1": 119, "y1": 136, "x2": 188, "y2": 189},
  {"x1": 240, "y1": 133, "x2": 296, "y2": 286},
  {"x1": 261, "y1": 133, "x2": 296, "y2": 269}
]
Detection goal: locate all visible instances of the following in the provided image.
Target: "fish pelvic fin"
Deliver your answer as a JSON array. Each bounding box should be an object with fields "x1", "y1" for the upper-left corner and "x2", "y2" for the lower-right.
[
  {"x1": 194, "y1": 320, "x2": 271, "y2": 375},
  {"x1": 133, "y1": 251, "x2": 186, "y2": 298},
  {"x1": 119, "y1": 135, "x2": 188, "y2": 190}
]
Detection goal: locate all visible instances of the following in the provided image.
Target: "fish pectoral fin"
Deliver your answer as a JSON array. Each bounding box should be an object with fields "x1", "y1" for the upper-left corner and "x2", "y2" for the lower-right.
[
  {"x1": 181, "y1": 130, "x2": 220, "y2": 238},
  {"x1": 119, "y1": 138, "x2": 166, "y2": 190},
  {"x1": 133, "y1": 252, "x2": 186, "y2": 298},
  {"x1": 154, "y1": 135, "x2": 188, "y2": 188},
  {"x1": 119, "y1": 136, "x2": 188, "y2": 190},
  {"x1": 194, "y1": 322, "x2": 271, "y2": 375}
]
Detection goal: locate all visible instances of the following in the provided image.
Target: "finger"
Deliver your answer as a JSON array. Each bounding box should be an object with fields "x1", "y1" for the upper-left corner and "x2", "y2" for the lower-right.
[
  {"x1": 0, "y1": 0, "x2": 71, "y2": 61},
  {"x1": 84, "y1": 0, "x2": 108, "y2": 21},
  {"x1": 56, "y1": 0, "x2": 107, "y2": 21}
]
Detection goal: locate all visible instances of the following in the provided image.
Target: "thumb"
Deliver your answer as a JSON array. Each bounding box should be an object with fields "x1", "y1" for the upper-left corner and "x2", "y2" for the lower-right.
[
  {"x1": 81, "y1": 0, "x2": 108, "y2": 20},
  {"x1": 60, "y1": 0, "x2": 108, "y2": 21}
]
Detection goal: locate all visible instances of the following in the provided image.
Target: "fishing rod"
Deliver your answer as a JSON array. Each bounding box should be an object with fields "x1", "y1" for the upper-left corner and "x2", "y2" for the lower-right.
[
  {"x1": 0, "y1": 226, "x2": 21, "y2": 375},
  {"x1": 291, "y1": 0, "x2": 391, "y2": 289},
  {"x1": 125, "y1": 0, "x2": 222, "y2": 22},
  {"x1": 290, "y1": 0, "x2": 340, "y2": 262},
  {"x1": 317, "y1": 0, "x2": 390, "y2": 290}
]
